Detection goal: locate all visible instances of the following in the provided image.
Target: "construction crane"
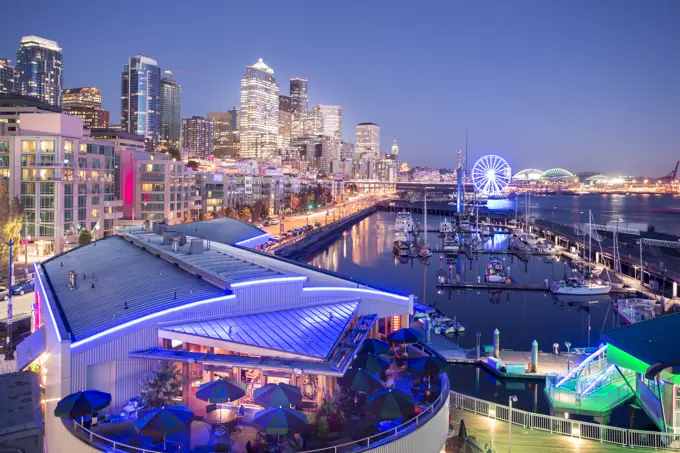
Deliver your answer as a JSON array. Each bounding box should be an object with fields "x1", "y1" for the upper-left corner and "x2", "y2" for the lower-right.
[{"x1": 659, "y1": 161, "x2": 680, "y2": 192}]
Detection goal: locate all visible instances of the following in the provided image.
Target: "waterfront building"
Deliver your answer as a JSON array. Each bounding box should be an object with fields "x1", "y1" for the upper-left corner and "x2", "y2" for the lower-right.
[
  {"x1": 0, "y1": 59, "x2": 16, "y2": 94},
  {"x1": 1, "y1": 113, "x2": 122, "y2": 255},
  {"x1": 121, "y1": 55, "x2": 161, "y2": 151},
  {"x1": 23, "y1": 219, "x2": 448, "y2": 453},
  {"x1": 355, "y1": 122, "x2": 380, "y2": 159},
  {"x1": 313, "y1": 104, "x2": 343, "y2": 140},
  {"x1": 159, "y1": 72, "x2": 181, "y2": 147},
  {"x1": 62, "y1": 87, "x2": 109, "y2": 128},
  {"x1": 0, "y1": 93, "x2": 61, "y2": 135},
  {"x1": 119, "y1": 149, "x2": 201, "y2": 224},
  {"x1": 181, "y1": 116, "x2": 214, "y2": 159},
  {"x1": 15, "y1": 36, "x2": 63, "y2": 107},
  {"x1": 207, "y1": 111, "x2": 236, "y2": 159},
  {"x1": 239, "y1": 58, "x2": 279, "y2": 159}
]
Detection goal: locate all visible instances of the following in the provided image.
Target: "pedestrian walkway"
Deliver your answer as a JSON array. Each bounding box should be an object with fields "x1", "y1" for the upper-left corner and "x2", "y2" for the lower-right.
[{"x1": 449, "y1": 406, "x2": 637, "y2": 452}]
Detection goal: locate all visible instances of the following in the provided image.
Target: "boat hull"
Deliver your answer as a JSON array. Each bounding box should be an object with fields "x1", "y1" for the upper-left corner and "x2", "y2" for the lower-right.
[{"x1": 551, "y1": 286, "x2": 612, "y2": 295}]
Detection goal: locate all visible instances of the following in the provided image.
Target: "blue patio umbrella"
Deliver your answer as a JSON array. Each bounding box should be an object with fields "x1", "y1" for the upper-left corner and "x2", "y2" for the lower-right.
[
  {"x1": 134, "y1": 405, "x2": 193, "y2": 448},
  {"x1": 363, "y1": 388, "x2": 416, "y2": 420},
  {"x1": 54, "y1": 390, "x2": 111, "y2": 420},
  {"x1": 254, "y1": 383, "x2": 303, "y2": 408},
  {"x1": 406, "y1": 356, "x2": 449, "y2": 377},
  {"x1": 351, "y1": 353, "x2": 390, "y2": 374},
  {"x1": 359, "y1": 339, "x2": 390, "y2": 355},
  {"x1": 387, "y1": 328, "x2": 422, "y2": 345},
  {"x1": 253, "y1": 406, "x2": 308, "y2": 436},
  {"x1": 338, "y1": 368, "x2": 383, "y2": 393},
  {"x1": 197, "y1": 377, "x2": 246, "y2": 423}
]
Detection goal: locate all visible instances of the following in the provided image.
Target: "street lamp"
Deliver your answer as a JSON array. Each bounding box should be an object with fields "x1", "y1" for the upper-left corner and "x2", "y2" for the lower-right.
[
  {"x1": 508, "y1": 395, "x2": 518, "y2": 453},
  {"x1": 0, "y1": 235, "x2": 15, "y2": 360},
  {"x1": 565, "y1": 342, "x2": 572, "y2": 371}
]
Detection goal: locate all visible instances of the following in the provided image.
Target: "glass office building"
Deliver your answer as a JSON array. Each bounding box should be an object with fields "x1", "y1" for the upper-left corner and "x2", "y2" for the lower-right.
[
  {"x1": 121, "y1": 55, "x2": 161, "y2": 151},
  {"x1": 238, "y1": 59, "x2": 279, "y2": 159},
  {"x1": 16, "y1": 36, "x2": 63, "y2": 106},
  {"x1": 160, "y1": 73, "x2": 182, "y2": 146}
]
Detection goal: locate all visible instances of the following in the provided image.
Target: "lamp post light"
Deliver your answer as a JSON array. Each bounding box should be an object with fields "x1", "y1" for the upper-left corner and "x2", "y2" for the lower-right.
[
  {"x1": 1, "y1": 236, "x2": 15, "y2": 360},
  {"x1": 565, "y1": 342, "x2": 572, "y2": 371},
  {"x1": 508, "y1": 395, "x2": 518, "y2": 453}
]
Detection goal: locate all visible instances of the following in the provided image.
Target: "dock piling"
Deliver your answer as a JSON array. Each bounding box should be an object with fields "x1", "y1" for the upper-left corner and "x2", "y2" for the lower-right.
[
  {"x1": 425, "y1": 317, "x2": 432, "y2": 344},
  {"x1": 531, "y1": 340, "x2": 538, "y2": 373},
  {"x1": 493, "y1": 328, "x2": 500, "y2": 359}
]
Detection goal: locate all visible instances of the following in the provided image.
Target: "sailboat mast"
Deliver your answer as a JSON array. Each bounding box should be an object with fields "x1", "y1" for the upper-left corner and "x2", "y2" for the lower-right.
[
  {"x1": 588, "y1": 210, "x2": 593, "y2": 265},
  {"x1": 424, "y1": 192, "x2": 428, "y2": 242}
]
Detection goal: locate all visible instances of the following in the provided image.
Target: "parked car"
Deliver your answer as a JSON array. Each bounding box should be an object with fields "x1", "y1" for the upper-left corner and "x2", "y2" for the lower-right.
[
  {"x1": 266, "y1": 219, "x2": 280, "y2": 225},
  {"x1": 314, "y1": 221, "x2": 322, "y2": 228},
  {"x1": 12, "y1": 279, "x2": 35, "y2": 296},
  {"x1": 255, "y1": 223, "x2": 264, "y2": 229},
  {"x1": 0, "y1": 286, "x2": 8, "y2": 301}
]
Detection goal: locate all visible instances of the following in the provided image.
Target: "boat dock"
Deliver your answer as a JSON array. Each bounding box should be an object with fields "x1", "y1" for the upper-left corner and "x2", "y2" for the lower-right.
[
  {"x1": 434, "y1": 280, "x2": 639, "y2": 295},
  {"x1": 411, "y1": 322, "x2": 588, "y2": 380}
]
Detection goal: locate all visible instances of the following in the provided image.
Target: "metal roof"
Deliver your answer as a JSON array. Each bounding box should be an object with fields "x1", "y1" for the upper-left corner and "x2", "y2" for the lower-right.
[
  {"x1": 601, "y1": 312, "x2": 680, "y2": 370},
  {"x1": 41, "y1": 236, "x2": 228, "y2": 342},
  {"x1": 166, "y1": 218, "x2": 267, "y2": 246},
  {"x1": 160, "y1": 301, "x2": 359, "y2": 360}
]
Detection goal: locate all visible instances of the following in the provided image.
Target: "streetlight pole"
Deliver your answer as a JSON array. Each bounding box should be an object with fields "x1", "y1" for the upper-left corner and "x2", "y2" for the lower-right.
[
  {"x1": 565, "y1": 341, "x2": 571, "y2": 371},
  {"x1": 1, "y1": 236, "x2": 15, "y2": 360},
  {"x1": 508, "y1": 395, "x2": 518, "y2": 453}
]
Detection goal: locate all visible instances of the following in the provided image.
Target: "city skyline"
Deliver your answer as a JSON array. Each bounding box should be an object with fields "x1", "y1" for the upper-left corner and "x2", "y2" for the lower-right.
[{"x1": 2, "y1": 0, "x2": 679, "y2": 174}]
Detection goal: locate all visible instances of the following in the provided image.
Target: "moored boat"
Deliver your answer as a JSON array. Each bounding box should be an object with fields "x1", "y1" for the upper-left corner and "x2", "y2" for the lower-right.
[
  {"x1": 485, "y1": 259, "x2": 507, "y2": 283},
  {"x1": 550, "y1": 278, "x2": 611, "y2": 295}
]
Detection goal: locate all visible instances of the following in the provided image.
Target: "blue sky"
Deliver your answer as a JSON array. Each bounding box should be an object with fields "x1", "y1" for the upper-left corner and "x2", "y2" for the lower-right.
[{"x1": 2, "y1": 0, "x2": 679, "y2": 175}]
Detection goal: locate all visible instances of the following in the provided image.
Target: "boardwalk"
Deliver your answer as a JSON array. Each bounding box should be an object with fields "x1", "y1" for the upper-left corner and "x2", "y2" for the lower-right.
[{"x1": 449, "y1": 406, "x2": 636, "y2": 453}]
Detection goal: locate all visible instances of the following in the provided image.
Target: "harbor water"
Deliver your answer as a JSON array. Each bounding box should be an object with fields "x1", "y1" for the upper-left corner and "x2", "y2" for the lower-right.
[{"x1": 306, "y1": 209, "x2": 658, "y2": 430}]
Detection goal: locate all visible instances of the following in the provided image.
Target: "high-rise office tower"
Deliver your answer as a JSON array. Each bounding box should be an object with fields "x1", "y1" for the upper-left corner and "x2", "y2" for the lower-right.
[
  {"x1": 160, "y1": 72, "x2": 182, "y2": 147},
  {"x1": 121, "y1": 55, "x2": 161, "y2": 151},
  {"x1": 303, "y1": 109, "x2": 323, "y2": 136},
  {"x1": 313, "y1": 104, "x2": 343, "y2": 140},
  {"x1": 278, "y1": 95, "x2": 293, "y2": 148},
  {"x1": 289, "y1": 78, "x2": 308, "y2": 113},
  {"x1": 386, "y1": 140, "x2": 399, "y2": 160},
  {"x1": 355, "y1": 122, "x2": 380, "y2": 158},
  {"x1": 16, "y1": 36, "x2": 63, "y2": 106},
  {"x1": 239, "y1": 58, "x2": 279, "y2": 159},
  {"x1": 0, "y1": 59, "x2": 16, "y2": 94},
  {"x1": 181, "y1": 116, "x2": 214, "y2": 159},
  {"x1": 207, "y1": 111, "x2": 236, "y2": 158},
  {"x1": 62, "y1": 87, "x2": 109, "y2": 128}
]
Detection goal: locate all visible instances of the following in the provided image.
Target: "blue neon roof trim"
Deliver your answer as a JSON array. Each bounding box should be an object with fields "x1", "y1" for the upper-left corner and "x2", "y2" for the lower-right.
[
  {"x1": 235, "y1": 232, "x2": 270, "y2": 247},
  {"x1": 34, "y1": 263, "x2": 61, "y2": 343},
  {"x1": 70, "y1": 294, "x2": 236, "y2": 349},
  {"x1": 230, "y1": 276, "x2": 307, "y2": 288},
  {"x1": 302, "y1": 286, "x2": 410, "y2": 301}
]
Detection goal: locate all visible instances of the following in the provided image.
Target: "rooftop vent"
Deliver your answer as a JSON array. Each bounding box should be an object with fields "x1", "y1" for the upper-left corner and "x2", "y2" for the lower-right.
[{"x1": 189, "y1": 238, "x2": 203, "y2": 255}]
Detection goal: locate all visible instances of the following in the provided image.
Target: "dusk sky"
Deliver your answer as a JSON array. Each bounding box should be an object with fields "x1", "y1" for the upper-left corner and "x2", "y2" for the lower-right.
[{"x1": 3, "y1": 0, "x2": 679, "y2": 176}]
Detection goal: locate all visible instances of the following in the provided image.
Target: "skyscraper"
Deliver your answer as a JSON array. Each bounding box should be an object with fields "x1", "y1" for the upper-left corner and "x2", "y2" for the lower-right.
[
  {"x1": 181, "y1": 116, "x2": 214, "y2": 159},
  {"x1": 278, "y1": 95, "x2": 293, "y2": 148},
  {"x1": 289, "y1": 78, "x2": 308, "y2": 113},
  {"x1": 121, "y1": 55, "x2": 161, "y2": 151},
  {"x1": 207, "y1": 111, "x2": 236, "y2": 158},
  {"x1": 386, "y1": 140, "x2": 399, "y2": 160},
  {"x1": 160, "y1": 72, "x2": 182, "y2": 147},
  {"x1": 355, "y1": 122, "x2": 380, "y2": 158},
  {"x1": 62, "y1": 87, "x2": 110, "y2": 128},
  {"x1": 313, "y1": 104, "x2": 343, "y2": 140},
  {"x1": 239, "y1": 58, "x2": 279, "y2": 159},
  {"x1": 16, "y1": 36, "x2": 63, "y2": 106},
  {"x1": 0, "y1": 59, "x2": 16, "y2": 94}
]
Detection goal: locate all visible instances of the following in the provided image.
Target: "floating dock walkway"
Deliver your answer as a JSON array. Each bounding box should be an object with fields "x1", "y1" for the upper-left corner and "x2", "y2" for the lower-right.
[{"x1": 434, "y1": 280, "x2": 639, "y2": 295}]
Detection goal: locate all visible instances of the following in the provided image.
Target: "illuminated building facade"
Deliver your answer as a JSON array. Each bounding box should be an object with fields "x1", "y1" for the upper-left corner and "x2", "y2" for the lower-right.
[
  {"x1": 160, "y1": 73, "x2": 182, "y2": 146},
  {"x1": 207, "y1": 111, "x2": 236, "y2": 158},
  {"x1": 355, "y1": 122, "x2": 380, "y2": 159},
  {"x1": 16, "y1": 36, "x2": 63, "y2": 106},
  {"x1": 62, "y1": 87, "x2": 109, "y2": 128},
  {"x1": 0, "y1": 59, "x2": 17, "y2": 94},
  {"x1": 239, "y1": 59, "x2": 279, "y2": 159},
  {"x1": 289, "y1": 77, "x2": 308, "y2": 113},
  {"x1": 313, "y1": 104, "x2": 343, "y2": 140},
  {"x1": 181, "y1": 116, "x2": 214, "y2": 159},
  {"x1": 121, "y1": 55, "x2": 161, "y2": 151},
  {"x1": 278, "y1": 95, "x2": 293, "y2": 148},
  {"x1": 387, "y1": 139, "x2": 399, "y2": 160}
]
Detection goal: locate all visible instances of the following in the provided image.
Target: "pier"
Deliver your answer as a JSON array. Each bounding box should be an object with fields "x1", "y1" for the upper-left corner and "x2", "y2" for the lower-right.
[{"x1": 434, "y1": 280, "x2": 640, "y2": 295}]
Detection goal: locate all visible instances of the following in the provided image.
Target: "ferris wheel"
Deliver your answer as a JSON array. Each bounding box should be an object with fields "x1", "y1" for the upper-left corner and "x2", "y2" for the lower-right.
[{"x1": 471, "y1": 155, "x2": 512, "y2": 194}]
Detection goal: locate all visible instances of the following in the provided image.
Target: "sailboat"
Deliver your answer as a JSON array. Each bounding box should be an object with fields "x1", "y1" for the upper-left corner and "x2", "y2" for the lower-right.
[{"x1": 420, "y1": 194, "x2": 432, "y2": 258}]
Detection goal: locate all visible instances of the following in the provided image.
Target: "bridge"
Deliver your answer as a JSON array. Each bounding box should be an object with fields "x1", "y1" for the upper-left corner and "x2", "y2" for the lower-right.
[{"x1": 348, "y1": 179, "x2": 474, "y2": 195}]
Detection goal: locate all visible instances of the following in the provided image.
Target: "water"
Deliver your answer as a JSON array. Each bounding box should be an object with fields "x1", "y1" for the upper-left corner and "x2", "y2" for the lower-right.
[
  {"x1": 306, "y1": 209, "x2": 657, "y2": 430},
  {"x1": 518, "y1": 193, "x2": 680, "y2": 236}
]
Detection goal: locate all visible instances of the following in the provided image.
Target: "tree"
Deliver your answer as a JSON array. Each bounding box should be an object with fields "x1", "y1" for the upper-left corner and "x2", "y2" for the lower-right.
[
  {"x1": 181, "y1": 214, "x2": 193, "y2": 224},
  {"x1": 139, "y1": 362, "x2": 182, "y2": 409},
  {"x1": 224, "y1": 207, "x2": 238, "y2": 219},
  {"x1": 290, "y1": 195, "x2": 301, "y2": 213},
  {"x1": 186, "y1": 160, "x2": 199, "y2": 170},
  {"x1": 166, "y1": 146, "x2": 182, "y2": 161},
  {"x1": 199, "y1": 212, "x2": 214, "y2": 221},
  {"x1": 240, "y1": 207, "x2": 252, "y2": 223},
  {"x1": 0, "y1": 186, "x2": 23, "y2": 283},
  {"x1": 78, "y1": 229, "x2": 93, "y2": 247}
]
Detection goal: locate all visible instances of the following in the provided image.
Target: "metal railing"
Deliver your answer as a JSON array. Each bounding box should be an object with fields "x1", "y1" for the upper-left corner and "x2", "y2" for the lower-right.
[
  {"x1": 546, "y1": 376, "x2": 634, "y2": 412},
  {"x1": 71, "y1": 420, "x2": 161, "y2": 453},
  {"x1": 450, "y1": 390, "x2": 680, "y2": 450}
]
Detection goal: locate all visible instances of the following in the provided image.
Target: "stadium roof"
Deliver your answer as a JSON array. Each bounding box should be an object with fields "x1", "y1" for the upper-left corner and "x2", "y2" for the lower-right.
[{"x1": 167, "y1": 217, "x2": 267, "y2": 246}]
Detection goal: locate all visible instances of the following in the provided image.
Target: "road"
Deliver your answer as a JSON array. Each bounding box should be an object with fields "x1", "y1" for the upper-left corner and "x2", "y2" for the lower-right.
[{"x1": 0, "y1": 291, "x2": 35, "y2": 320}]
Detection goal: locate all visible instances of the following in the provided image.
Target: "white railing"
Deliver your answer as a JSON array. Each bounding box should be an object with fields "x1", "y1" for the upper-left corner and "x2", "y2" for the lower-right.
[
  {"x1": 545, "y1": 375, "x2": 634, "y2": 411},
  {"x1": 71, "y1": 420, "x2": 161, "y2": 453},
  {"x1": 450, "y1": 390, "x2": 680, "y2": 450}
]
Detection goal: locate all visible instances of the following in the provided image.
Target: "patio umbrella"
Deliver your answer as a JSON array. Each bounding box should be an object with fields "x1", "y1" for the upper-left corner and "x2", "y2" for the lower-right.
[
  {"x1": 197, "y1": 377, "x2": 246, "y2": 423},
  {"x1": 351, "y1": 353, "x2": 390, "y2": 374},
  {"x1": 387, "y1": 328, "x2": 422, "y2": 345},
  {"x1": 338, "y1": 368, "x2": 383, "y2": 393},
  {"x1": 458, "y1": 418, "x2": 468, "y2": 438},
  {"x1": 359, "y1": 339, "x2": 390, "y2": 355},
  {"x1": 54, "y1": 390, "x2": 111, "y2": 421},
  {"x1": 134, "y1": 405, "x2": 193, "y2": 449},
  {"x1": 363, "y1": 388, "x2": 416, "y2": 420},
  {"x1": 254, "y1": 383, "x2": 303, "y2": 408},
  {"x1": 406, "y1": 356, "x2": 449, "y2": 381},
  {"x1": 253, "y1": 406, "x2": 308, "y2": 436}
]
